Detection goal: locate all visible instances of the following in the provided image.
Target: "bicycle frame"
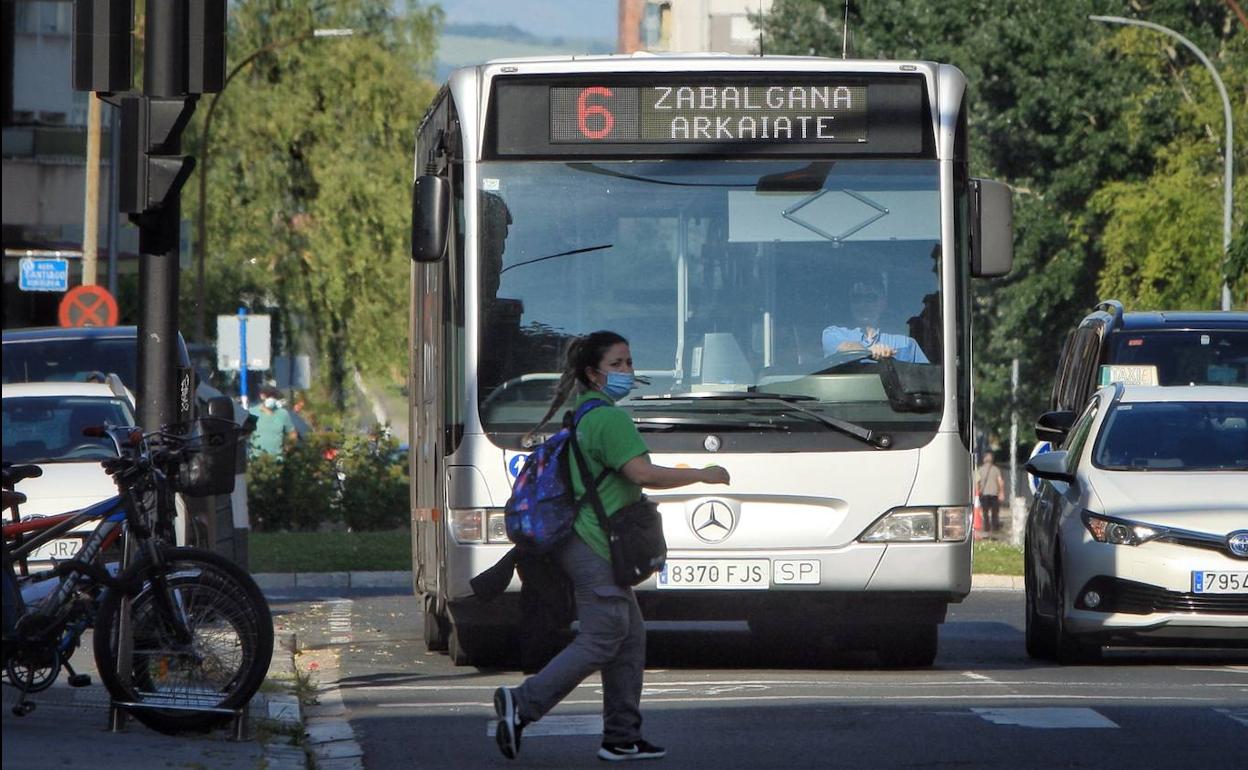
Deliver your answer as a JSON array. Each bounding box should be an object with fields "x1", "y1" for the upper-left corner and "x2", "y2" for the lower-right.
[{"x1": 4, "y1": 493, "x2": 126, "y2": 610}]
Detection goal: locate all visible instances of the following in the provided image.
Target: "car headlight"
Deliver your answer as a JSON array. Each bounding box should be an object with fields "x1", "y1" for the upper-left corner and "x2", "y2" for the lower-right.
[
  {"x1": 1082, "y1": 511, "x2": 1158, "y2": 546},
  {"x1": 860, "y1": 506, "x2": 971, "y2": 543},
  {"x1": 449, "y1": 508, "x2": 510, "y2": 544}
]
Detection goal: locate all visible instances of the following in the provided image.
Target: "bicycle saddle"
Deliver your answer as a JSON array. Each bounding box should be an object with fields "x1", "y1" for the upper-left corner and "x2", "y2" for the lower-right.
[{"x1": 2, "y1": 464, "x2": 43, "y2": 488}]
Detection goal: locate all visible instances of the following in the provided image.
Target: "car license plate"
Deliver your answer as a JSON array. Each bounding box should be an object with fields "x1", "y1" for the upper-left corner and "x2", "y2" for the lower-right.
[
  {"x1": 1191, "y1": 571, "x2": 1248, "y2": 594},
  {"x1": 29, "y1": 537, "x2": 84, "y2": 562},
  {"x1": 657, "y1": 559, "x2": 769, "y2": 589}
]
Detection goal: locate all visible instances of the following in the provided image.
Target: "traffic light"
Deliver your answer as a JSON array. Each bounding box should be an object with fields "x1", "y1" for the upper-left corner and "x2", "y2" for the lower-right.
[
  {"x1": 72, "y1": 0, "x2": 133, "y2": 93},
  {"x1": 187, "y1": 0, "x2": 227, "y2": 94},
  {"x1": 118, "y1": 96, "x2": 197, "y2": 214}
]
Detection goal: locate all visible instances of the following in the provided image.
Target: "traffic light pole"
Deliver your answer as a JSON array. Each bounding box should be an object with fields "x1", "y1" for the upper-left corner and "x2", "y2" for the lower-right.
[{"x1": 135, "y1": 0, "x2": 192, "y2": 435}]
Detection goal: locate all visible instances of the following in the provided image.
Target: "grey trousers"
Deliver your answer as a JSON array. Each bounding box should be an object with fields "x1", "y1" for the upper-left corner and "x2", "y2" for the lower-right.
[{"x1": 513, "y1": 533, "x2": 646, "y2": 744}]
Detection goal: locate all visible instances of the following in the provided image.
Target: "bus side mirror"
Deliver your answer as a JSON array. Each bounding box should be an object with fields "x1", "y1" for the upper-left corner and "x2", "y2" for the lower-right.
[
  {"x1": 971, "y1": 178, "x2": 1013, "y2": 277},
  {"x1": 411, "y1": 175, "x2": 449, "y2": 263},
  {"x1": 1034, "y1": 410, "x2": 1076, "y2": 445}
]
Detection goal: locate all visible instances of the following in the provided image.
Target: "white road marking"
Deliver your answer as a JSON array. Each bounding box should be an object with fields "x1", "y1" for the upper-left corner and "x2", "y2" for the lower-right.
[
  {"x1": 326, "y1": 599, "x2": 353, "y2": 645},
  {"x1": 352, "y1": 677, "x2": 1236, "y2": 693},
  {"x1": 1215, "y1": 708, "x2": 1248, "y2": 727},
  {"x1": 972, "y1": 708, "x2": 1118, "y2": 729},
  {"x1": 376, "y1": 692, "x2": 1219, "y2": 710},
  {"x1": 485, "y1": 714, "x2": 602, "y2": 737}
]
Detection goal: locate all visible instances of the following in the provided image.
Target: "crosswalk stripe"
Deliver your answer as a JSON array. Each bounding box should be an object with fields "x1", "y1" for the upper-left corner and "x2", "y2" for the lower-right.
[
  {"x1": 485, "y1": 714, "x2": 602, "y2": 737},
  {"x1": 1215, "y1": 708, "x2": 1248, "y2": 727},
  {"x1": 972, "y1": 707, "x2": 1118, "y2": 729}
]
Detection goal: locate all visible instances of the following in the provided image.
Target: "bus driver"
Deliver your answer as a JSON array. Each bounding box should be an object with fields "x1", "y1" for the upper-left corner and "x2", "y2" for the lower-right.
[{"x1": 821, "y1": 271, "x2": 929, "y2": 363}]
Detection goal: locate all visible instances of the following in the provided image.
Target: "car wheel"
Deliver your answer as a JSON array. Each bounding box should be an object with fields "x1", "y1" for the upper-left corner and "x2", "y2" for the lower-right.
[
  {"x1": 1053, "y1": 556, "x2": 1102, "y2": 665},
  {"x1": 1024, "y1": 544, "x2": 1056, "y2": 660},
  {"x1": 423, "y1": 595, "x2": 448, "y2": 653}
]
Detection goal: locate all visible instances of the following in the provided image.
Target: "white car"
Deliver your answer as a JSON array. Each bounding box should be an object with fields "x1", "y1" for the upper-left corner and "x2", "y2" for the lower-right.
[
  {"x1": 2, "y1": 380, "x2": 187, "y2": 567},
  {"x1": 1025, "y1": 384, "x2": 1248, "y2": 663}
]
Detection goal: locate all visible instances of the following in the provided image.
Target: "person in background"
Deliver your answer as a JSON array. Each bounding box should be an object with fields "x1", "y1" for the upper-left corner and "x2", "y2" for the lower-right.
[
  {"x1": 248, "y1": 384, "x2": 297, "y2": 458},
  {"x1": 822, "y1": 272, "x2": 929, "y2": 363},
  {"x1": 976, "y1": 451, "x2": 1004, "y2": 533}
]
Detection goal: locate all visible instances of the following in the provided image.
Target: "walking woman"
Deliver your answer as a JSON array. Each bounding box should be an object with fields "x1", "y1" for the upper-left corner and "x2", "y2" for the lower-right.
[{"x1": 494, "y1": 331, "x2": 730, "y2": 762}]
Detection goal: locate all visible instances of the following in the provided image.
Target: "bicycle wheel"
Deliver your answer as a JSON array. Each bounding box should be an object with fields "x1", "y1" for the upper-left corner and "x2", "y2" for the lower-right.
[{"x1": 92, "y1": 546, "x2": 274, "y2": 734}]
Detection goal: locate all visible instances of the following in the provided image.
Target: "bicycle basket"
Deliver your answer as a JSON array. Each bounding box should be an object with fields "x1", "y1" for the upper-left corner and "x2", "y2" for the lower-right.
[{"x1": 172, "y1": 417, "x2": 242, "y2": 497}]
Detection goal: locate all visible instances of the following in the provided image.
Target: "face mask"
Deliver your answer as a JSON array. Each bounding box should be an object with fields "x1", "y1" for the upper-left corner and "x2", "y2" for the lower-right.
[
  {"x1": 598, "y1": 371, "x2": 635, "y2": 401},
  {"x1": 264, "y1": 397, "x2": 278, "y2": 409}
]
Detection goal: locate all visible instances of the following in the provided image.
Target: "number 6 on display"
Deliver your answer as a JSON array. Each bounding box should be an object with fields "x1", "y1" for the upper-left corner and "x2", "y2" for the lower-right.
[{"x1": 577, "y1": 86, "x2": 614, "y2": 139}]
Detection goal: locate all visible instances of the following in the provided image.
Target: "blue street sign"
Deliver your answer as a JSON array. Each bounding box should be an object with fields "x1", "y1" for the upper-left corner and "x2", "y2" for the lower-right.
[
  {"x1": 18, "y1": 257, "x2": 69, "y2": 292},
  {"x1": 1027, "y1": 441, "x2": 1053, "y2": 494}
]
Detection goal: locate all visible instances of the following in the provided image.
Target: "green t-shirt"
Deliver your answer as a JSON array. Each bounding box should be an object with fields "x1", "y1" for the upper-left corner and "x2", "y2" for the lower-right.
[
  {"x1": 569, "y1": 390, "x2": 649, "y2": 562},
  {"x1": 248, "y1": 405, "x2": 296, "y2": 457}
]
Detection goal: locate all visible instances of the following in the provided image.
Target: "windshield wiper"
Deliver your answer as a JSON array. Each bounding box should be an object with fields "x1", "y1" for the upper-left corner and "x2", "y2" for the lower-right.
[
  {"x1": 631, "y1": 416, "x2": 791, "y2": 432},
  {"x1": 633, "y1": 392, "x2": 892, "y2": 449},
  {"x1": 499, "y1": 244, "x2": 612, "y2": 275}
]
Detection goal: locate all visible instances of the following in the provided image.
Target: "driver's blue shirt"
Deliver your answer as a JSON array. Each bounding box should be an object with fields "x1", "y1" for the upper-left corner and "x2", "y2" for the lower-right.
[{"x1": 821, "y1": 325, "x2": 929, "y2": 363}]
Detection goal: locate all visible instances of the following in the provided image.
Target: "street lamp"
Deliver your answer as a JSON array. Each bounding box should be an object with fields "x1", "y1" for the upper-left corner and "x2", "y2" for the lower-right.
[
  {"x1": 193, "y1": 28, "x2": 356, "y2": 342},
  {"x1": 1090, "y1": 15, "x2": 1235, "y2": 311}
]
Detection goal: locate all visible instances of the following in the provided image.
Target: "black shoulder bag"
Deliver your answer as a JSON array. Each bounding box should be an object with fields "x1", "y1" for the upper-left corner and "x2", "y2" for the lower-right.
[{"x1": 568, "y1": 427, "x2": 667, "y2": 588}]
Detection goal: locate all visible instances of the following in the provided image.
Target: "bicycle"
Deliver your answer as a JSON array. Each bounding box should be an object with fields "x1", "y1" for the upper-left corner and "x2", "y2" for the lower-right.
[{"x1": 2, "y1": 415, "x2": 274, "y2": 734}]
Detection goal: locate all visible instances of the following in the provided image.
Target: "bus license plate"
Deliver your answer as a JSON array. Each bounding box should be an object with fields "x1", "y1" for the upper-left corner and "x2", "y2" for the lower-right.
[
  {"x1": 29, "y1": 538, "x2": 83, "y2": 562},
  {"x1": 657, "y1": 559, "x2": 769, "y2": 589},
  {"x1": 1192, "y1": 571, "x2": 1248, "y2": 594}
]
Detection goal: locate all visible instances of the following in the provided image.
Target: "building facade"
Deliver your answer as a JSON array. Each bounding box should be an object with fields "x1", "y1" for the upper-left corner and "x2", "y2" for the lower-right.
[
  {"x1": 618, "y1": 0, "x2": 776, "y2": 55},
  {"x1": 2, "y1": 0, "x2": 135, "y2": 328}
]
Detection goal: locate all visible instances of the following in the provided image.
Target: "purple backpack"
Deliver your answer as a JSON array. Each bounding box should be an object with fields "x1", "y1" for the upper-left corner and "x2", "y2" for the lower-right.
[{"x1": 504, "y1": 400, "x2": 607, "y2": 553}]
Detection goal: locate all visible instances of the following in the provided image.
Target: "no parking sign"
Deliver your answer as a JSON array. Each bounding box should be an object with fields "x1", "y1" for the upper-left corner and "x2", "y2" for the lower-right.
[{"x1": 58, "y1": 284, "x2": 119, "y2": 327}]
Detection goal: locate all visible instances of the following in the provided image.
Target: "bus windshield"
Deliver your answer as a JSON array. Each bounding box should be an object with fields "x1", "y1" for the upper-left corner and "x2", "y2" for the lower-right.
[{"x1": 478, "y1": 159, "x2": 944, "y2": 442}]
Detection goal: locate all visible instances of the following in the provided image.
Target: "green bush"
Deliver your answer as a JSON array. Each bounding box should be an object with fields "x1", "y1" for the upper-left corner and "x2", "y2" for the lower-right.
[{"x1": 246, "y1": 427, "x2": 407, "y2": 532}]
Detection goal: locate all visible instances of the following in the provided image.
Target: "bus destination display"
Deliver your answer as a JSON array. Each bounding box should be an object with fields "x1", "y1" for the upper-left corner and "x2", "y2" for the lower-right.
[{"x1": 550, "y1": 83, "x2": 868, "y2": 144}]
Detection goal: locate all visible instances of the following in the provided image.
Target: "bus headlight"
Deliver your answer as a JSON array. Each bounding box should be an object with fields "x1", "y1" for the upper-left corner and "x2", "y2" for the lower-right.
[
  {"x1": 860, "y1": 506, "x2": 971, "y2": 543},
  {"x1": 449, "y1": 509, "x2": 510, "y2": 544}
]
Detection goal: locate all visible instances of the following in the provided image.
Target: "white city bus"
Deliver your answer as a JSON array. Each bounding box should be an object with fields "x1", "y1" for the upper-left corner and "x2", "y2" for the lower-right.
[{"x1": 409, "y1": 54, "x2": 1012, "y2": 667}]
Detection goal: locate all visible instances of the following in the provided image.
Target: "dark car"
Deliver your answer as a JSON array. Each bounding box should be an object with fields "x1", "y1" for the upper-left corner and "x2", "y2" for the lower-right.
[
  {"x1": 1039, "y1": 301, "x2": 1248, "y2": 440},
  {"x1": 2, "y1": 325, "x2": 198, "y2": 424}
]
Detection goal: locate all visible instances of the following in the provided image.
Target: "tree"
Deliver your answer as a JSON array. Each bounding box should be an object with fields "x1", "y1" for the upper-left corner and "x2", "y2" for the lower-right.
[
  {"x1": 184, "y1": 0, "x2": 442, "y2": 410},
  {"x1": 1091, "y1": 22, "x2": 1247, "y2": 308},
  {"x1": 762, "y1": 0, "x2": 1244, "y2": 448}
]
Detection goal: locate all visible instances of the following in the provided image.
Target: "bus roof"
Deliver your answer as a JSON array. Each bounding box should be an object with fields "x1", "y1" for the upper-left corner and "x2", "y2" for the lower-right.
[{"x1": 457, "y1": 54, "x2": 942, "y2": 77}]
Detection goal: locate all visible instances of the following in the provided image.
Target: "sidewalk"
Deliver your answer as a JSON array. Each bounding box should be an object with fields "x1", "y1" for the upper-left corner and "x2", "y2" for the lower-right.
[{"x1": 1, "y1": 629, "x2": 305, "y2": 770}]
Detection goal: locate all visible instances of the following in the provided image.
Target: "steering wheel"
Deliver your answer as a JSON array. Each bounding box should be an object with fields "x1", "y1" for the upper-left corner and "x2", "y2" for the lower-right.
[
  {"x1": 811, "y1": 349, "x2": 876, "y2": 375},
  {"x1": 62, "y1": 443, "x2": 107, "y2": 459}
]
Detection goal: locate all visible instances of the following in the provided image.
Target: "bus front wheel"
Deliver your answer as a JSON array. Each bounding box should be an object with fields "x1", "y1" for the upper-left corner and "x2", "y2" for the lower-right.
[{"x1": 423, "y1": 596, "x2": 448, "y2": 653}]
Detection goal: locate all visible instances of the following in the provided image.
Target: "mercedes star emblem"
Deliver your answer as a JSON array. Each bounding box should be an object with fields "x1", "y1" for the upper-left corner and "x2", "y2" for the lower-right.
[{"x1": 690, "y1": 500, "x2": 736, "y2": 543}]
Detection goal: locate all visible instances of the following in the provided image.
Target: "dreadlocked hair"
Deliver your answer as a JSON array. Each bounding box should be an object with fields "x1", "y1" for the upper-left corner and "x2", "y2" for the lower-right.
[{"x1": 522, "y1": 330, "x2": 628, "y2": 447}]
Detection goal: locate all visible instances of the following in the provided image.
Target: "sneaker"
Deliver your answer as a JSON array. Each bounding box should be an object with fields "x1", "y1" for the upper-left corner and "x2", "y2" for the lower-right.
[
  {"x1": 598, "y1": 739, "x2": 667, "y2": 761},
  {"x1": 493, "y1": 687, "x2": 523, "y2": 759}
]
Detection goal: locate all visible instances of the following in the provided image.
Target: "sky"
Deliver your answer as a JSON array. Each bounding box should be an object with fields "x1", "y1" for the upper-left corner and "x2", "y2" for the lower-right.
[{"x1": 432, "y1": 0, "x2": 617, "y2": 42}]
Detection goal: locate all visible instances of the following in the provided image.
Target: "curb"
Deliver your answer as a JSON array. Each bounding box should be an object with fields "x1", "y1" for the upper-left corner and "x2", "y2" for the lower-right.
[
  {"x1": 263, "y1": 631, "x2": 310, "y2": 770},
  {"x1": 254, "y1": 571, "x2": 411, "y2": 590},
  {"x1": 970, "y1": 573, "x2": 1024, "y2": 590}
]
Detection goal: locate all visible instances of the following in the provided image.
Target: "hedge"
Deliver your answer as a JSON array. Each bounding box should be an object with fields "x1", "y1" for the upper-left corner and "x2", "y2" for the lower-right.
[{"x1": 247, "y1": 428, "x2": 408, "y2": 532}]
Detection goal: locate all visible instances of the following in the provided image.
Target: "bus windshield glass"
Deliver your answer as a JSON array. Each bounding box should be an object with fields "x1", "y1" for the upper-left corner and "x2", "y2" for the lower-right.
[{"x1": 478, "y1": 159, "x2": 944, "y2": 443}]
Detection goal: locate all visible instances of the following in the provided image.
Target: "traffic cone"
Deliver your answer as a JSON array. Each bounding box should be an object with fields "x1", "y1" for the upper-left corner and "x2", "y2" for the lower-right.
[{"x1": 972, "y1": 499, "x2": 985, "y2": 539}]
